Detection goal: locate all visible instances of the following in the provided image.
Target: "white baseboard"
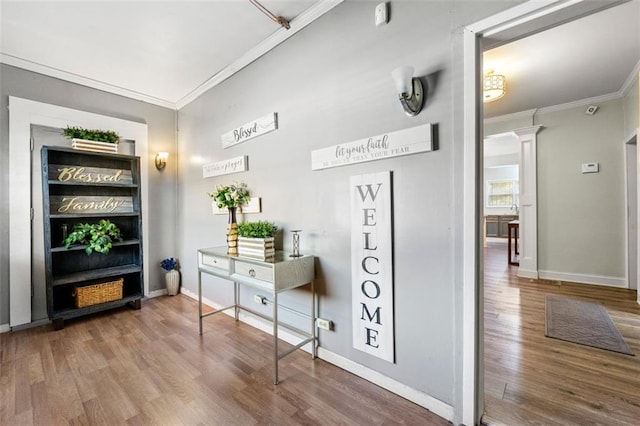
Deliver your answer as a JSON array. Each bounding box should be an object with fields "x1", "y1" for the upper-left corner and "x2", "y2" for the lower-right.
[
  {"x1": 179, "y1": 288, "x2": 453, "y2": 422},
  {"x1": 0, "y1": 323, "x2": 10, "y2": 333},
  {"x1": 147, "y1": 288, "x2": 168, "y2": 298},
  {"x1": 517, "y1": 268, "x2": 539, "y2": 279},
  {"x1": 538, "y1": 270, "x2": 626, "y2": 288},
  {"x1": 317, "y1": 348, "x2": 453, "y2": 421}
]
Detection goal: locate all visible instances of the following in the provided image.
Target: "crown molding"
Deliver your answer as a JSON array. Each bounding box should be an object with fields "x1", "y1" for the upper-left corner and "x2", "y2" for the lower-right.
[
  {"x1": 0, "y1": 53, "x2": 177, "y2": 109},
  {"x1": 536, "y1": 91, "x2": 623, "y2": 115},
  {"x1": 175, "y1": 0, "x2": 344, "y2": 109},
  {"x1": 484, "y1": 108, "x2": 537, "y2": 125},
  {"x1": 1, "y1": 1, "x2": 344, "y2": 111},
  {"x1": 621, "y1": 59, "x2": 640, "y2": 96}
]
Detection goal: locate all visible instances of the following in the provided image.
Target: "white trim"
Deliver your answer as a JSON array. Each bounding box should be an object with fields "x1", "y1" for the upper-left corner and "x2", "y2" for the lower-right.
[
  {"x1": 9, "y1": 97, "x2": 149, "y2": 328},
  {"x1": 0, "y1": 323, "x2": 10, "y2": 334},
  {"x1": 468, "y1": 0, "x2": 569, "y2": 34},
  {"x1": 621, "y1": 60, "x2": 640, "y2": 97},
  {"x1": 1, "y1": 1, "x2": 344, "y2": 110},
  {"x1": 464, "y1": 2, "x2": 585, "y2": 424},
  {"x1": 484, "y1": 108, "x2": 537, "y2": 125},
  {"x1": 1, "y1": 54, "x2": 176, "y2": 110},
  {"x1": 513, "y1": 125, "x2": 542, "y2": 280},
  {"x1": 539, "y1": 270, "x2": 627, "y2": 288},
  {"x1": 179, "y1": 287, "x2": 453, "y2": 422},
  {"x1": 317, "y1": 348, "x2": 454, "y2": 422},
  {"x1": 491, "y1": 61, "x2": 640, "y2": 119},
  {"x1": 175, "y1": 1, "x2": 344, "y2": 109},
  {"x1": 537, "y1": 91, "x2": 626, "y2": 115},
  {"x1": 147, "y1": 289, "x2": 168, "y2": 298},
  {"x1": 623, "y1": 132, "x2": 637, "y2": 291},
  {"x1": 461, "y1": 25, "x2": 479, "y2": 426},
  {"x1": 517, "y1": 268, "x2": 539, "y2": 279}
]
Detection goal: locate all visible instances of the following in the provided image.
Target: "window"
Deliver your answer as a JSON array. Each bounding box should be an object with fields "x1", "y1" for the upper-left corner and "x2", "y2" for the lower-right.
[{"x1": 487, "y1": 180, "x2": 519, "y2": 207}]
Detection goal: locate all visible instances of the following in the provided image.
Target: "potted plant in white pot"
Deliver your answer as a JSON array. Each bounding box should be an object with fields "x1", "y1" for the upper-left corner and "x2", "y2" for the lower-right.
[
  {"x1": 237, "y1": 221, "x2": 277, "y2": 260},
  {"x1": 160, "y1": 257, "x2": 180, "y2": 296},
  {"x1": 63, "y1": 125, "x2": 121, "y2": 153}
]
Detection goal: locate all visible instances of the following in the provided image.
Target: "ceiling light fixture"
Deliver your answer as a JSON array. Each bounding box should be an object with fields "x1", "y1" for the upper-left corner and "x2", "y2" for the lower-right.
[
  {"x1": 483, "y1": 71, "x2": 506, "y2": 103},
  {"x1": 249, "y1": 0, "x2": 290, "y2": 30},
  {"x1": 391, "y1": 66, "x2": 424, "y2": 117}
]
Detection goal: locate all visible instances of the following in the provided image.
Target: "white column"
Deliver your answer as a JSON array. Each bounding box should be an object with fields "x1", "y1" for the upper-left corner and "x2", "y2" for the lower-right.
[{"x1": 514, "y1": 126, "x2": 542, "y2": 279}]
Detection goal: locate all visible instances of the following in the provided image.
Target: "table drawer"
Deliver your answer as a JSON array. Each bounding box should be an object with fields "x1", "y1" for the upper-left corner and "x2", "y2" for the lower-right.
[
  {"x1": 234, "y1": 261, "x2": 273, "y2": 283},
  {"x1": 201, "y1": 254, "x2": 229, "y2": 271}
]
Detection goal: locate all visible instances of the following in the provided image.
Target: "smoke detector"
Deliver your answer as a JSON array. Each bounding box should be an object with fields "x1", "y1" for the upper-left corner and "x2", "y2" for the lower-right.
[{"x1": 585, "y1": 105, "x2": 599, "y2": 115}]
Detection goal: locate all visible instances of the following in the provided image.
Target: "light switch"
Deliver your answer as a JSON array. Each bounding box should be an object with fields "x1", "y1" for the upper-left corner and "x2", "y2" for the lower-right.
[
  {"x1": 375, "y1": 2, "x2": 388, "y2": 26},
  {"x1": 581, "y1": 162, "x2": 599, "y2": 174}
]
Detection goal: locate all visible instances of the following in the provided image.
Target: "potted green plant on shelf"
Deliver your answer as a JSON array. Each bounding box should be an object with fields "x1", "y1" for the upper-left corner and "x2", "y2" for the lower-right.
[
  {"x1": 63, "y1": 125, "x2": 121, "y2": 153},
  {"x1": 63, "y1": 219, "x2": 123, "y2": 255},
  {"x1": 160, "y1": 257, "x2": 180, "y2": 296},
  {"x1": 237, "y1": 221, "x2": 277, "y2": 260}
]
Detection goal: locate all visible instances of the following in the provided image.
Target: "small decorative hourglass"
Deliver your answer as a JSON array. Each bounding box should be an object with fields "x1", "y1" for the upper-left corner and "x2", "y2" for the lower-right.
[{"x1": 290, "y1": 230, "x2": 302, "y2": 258}]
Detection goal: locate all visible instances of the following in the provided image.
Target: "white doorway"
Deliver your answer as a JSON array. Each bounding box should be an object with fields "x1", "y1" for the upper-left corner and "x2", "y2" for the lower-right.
[
  {"x1": 29, "y1": 125, "x2": 137, "y2": 323},
  {"x1": 9, "y1": 97, "x2": 149, "y2": 328},
  {"x1": 626, "y1": 133, "x2": 638, "y2": 290}
]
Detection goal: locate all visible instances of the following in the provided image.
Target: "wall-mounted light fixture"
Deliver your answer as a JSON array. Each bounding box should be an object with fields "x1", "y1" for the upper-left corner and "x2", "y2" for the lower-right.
[
  {"x1": 155, "y1": 152, "x2": 169, "y2": 170},
  {"x1": 483, "y1": 71, "x2": 506, "y2": 103},
  {"x1": 391, "y1": 66, "x2": 424, "y2": 116}
]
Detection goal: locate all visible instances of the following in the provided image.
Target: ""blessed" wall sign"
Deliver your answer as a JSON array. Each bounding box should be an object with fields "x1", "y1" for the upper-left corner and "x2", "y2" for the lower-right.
[{"x1": 221, "y1": 113, "x2": 278, "y2": 149}]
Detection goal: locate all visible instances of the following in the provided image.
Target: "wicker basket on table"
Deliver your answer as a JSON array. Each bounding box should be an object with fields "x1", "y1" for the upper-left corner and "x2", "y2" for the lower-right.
[{"x1": 74, "y1": 278, "x2": 123, "y2": 308}]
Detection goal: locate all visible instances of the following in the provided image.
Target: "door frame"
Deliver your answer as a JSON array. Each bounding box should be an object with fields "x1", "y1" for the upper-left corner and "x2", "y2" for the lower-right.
[
  {"x1": 9, "y1": 96, "x2": 149, "y2": 328},
  {"x1": 460, "y1": 1, "x2": 625, "y2": 424}
]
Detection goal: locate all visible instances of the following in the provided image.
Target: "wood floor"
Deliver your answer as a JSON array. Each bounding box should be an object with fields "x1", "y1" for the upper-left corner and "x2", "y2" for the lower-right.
[
  {"x1": 1, "y1": 294, "x2": 449, "y2": 425},
  {"x1": 483, "y1": 239, "x2": 640, "y2": 426}
]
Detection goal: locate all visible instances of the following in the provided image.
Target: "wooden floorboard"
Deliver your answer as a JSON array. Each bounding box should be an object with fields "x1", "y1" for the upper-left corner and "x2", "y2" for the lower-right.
[
  {"x1": 483, "y1": 239, "x2": 640, "y2": 426},
  {"x1": 1, "y1": 294, "x2": 449, "y2": 425}
]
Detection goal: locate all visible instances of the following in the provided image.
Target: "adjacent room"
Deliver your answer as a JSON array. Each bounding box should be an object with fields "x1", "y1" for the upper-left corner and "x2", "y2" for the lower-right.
[{"x1": 1, "y1": 1, "x2": 639, "y2": 425}]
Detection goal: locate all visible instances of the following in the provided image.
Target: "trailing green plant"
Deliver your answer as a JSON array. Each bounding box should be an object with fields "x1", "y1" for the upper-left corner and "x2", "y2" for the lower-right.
[
  {"x1": 63, "y1": 219, "x2": 123, "y2": 255},
  {"x1": 237, "y1": 221, "x2": 277, "y2": 239},
  {"x1": 63, "y1": 126, "x2": 120, "y2": 144}
]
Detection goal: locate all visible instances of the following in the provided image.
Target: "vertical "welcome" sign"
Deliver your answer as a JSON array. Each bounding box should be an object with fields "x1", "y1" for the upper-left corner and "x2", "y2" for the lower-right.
[{"x1": 350, "y1": 171, "x2": 394, "y2": 363}]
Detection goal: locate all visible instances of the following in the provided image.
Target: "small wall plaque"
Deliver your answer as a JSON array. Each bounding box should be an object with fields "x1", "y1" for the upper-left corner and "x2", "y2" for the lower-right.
[{"x1": 203, "y1": 155, "x2": 248, "y2": 178}]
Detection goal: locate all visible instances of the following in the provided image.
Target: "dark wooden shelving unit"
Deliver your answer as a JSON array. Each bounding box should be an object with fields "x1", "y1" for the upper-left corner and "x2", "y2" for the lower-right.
[{"x1": 41, "y1": 146, "x2": 143, "y2": 330}]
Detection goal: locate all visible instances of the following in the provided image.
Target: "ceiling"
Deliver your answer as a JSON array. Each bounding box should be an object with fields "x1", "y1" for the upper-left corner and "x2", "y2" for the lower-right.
[
  {"x1": 483, "y1": 0, "x2": 640, "y2": 118},
  {"x1": 0, "y1": 0, "x2": 337, "y2": 109},
  {"x1": 1, "y1": 1, "x2": 638, "y2": 114}
]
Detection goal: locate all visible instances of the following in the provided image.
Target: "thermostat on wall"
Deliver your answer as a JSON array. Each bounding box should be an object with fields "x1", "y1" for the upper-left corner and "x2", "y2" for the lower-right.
[{"x1": 581, "y1": 162, "x2": 599, "y2": 174}]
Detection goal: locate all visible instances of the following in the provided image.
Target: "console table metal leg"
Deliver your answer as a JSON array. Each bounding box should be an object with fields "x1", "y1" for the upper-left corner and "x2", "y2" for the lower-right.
[
  {"x1": 234, "y1": 282, "x2": 239, "y2": 321},
  {"x1": 273, "y1": 291, "x2": 279, "y2": 385},
  {"x1": 198, "y1": 271, "x2": 203, "y2": 336},
  {"x1": 311, "y1": 280, "x2": 317, "y2": 359}
]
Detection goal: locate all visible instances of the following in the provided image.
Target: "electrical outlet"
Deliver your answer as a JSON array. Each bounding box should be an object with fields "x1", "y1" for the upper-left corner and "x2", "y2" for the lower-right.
[
  {"x1": 316, "y1": 318, "x2": 333, "y2": 330},
  {"x1": 253, "y1": 294, "x2": 266, "y2": 305}
]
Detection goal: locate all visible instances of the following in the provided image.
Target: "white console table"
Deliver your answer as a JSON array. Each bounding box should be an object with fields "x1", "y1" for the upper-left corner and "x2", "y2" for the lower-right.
[{"x1": 197, "y1": 246, "x2": 316, "y2": 384}]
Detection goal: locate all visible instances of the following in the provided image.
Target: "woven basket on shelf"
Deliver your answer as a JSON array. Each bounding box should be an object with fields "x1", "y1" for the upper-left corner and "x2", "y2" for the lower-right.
[{"x1": 73, "y1": 278, "x2": 123, "y2": 308}]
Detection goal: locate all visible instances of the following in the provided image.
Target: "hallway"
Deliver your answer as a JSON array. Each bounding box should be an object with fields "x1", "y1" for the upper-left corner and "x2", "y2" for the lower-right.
[{"x1": 483, "y1": 239, "x2": 640, "y2": 425}]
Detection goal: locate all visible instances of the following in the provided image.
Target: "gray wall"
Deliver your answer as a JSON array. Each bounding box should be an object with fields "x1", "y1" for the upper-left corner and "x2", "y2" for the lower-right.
[
  {"x1": 536, "y1": 98, "x2": 626, "y2": 279},
  {"x1": 0, "y1": 64, "x2": 178, "y2": 324},
  {"x1": 177, "y1": 0, "x2": 519, "y2": 408},
  {"x1": 623, "y1": 78, "x2": 639, "y2": 136}
]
